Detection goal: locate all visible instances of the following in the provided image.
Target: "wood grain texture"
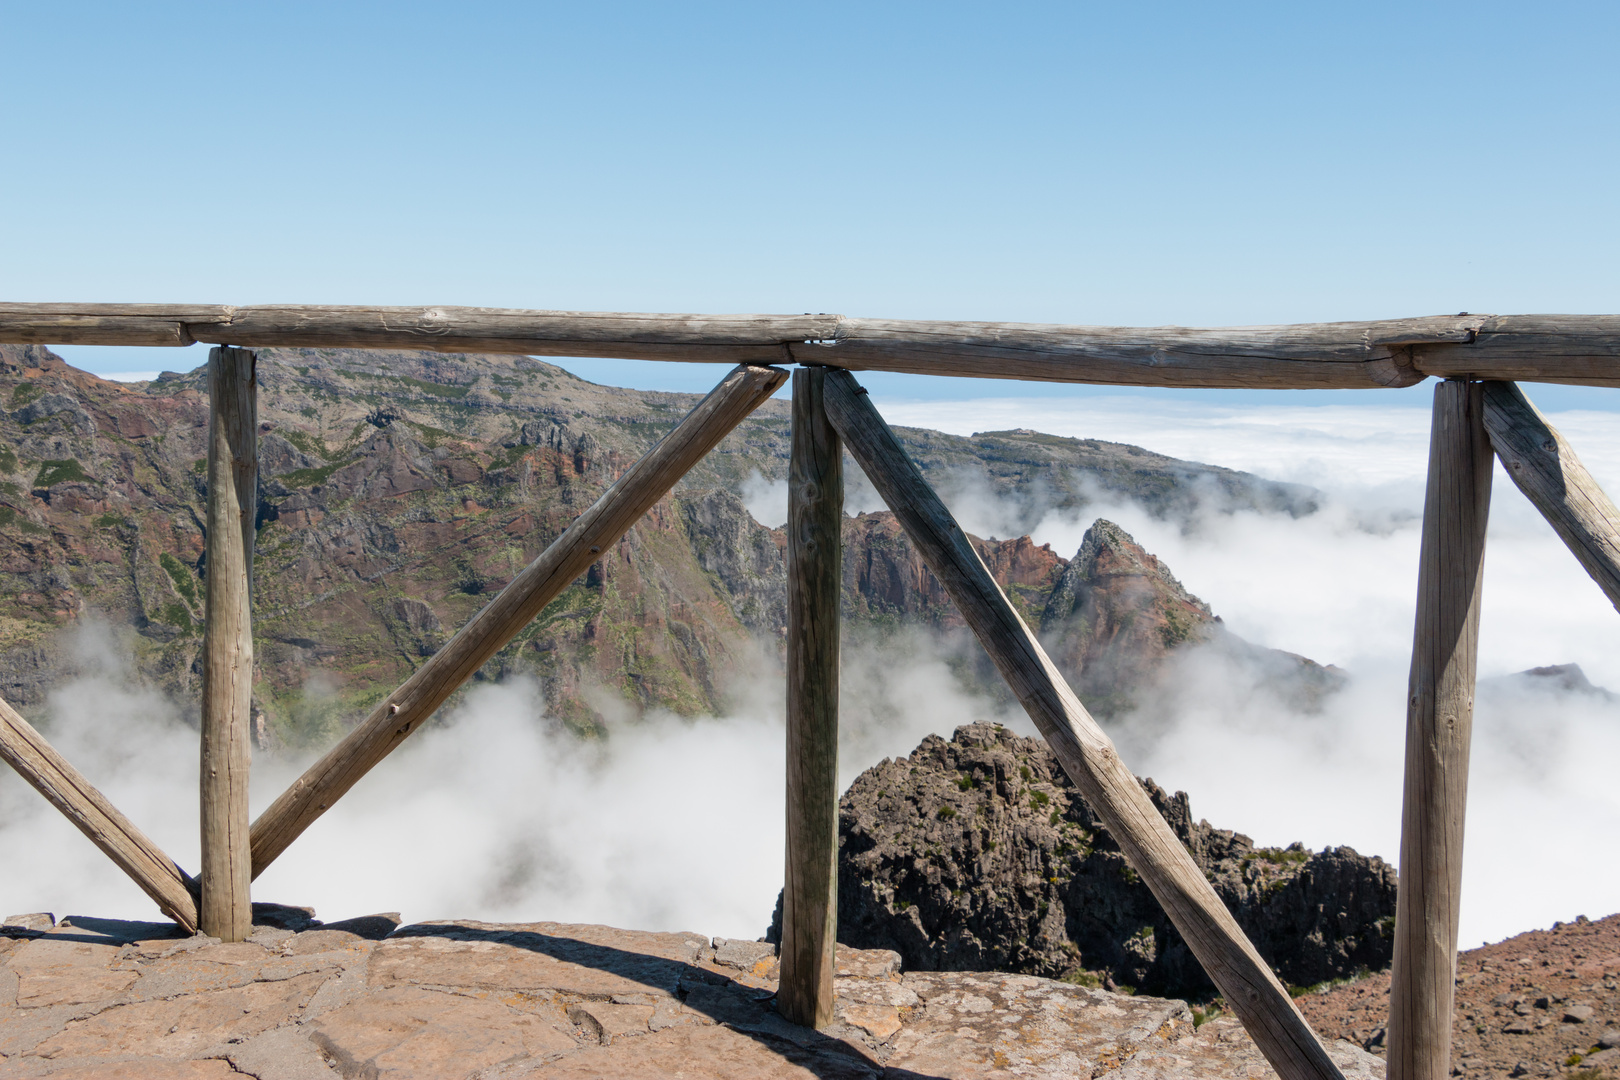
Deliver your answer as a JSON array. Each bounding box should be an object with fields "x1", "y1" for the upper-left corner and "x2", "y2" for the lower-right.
[
  {"x1": 1412, "y1": 315, "x2": 1620, "y2": 385},
  {"x1": 0, "y1": 303, "x2": 229, "y2": 346},
  {"x1": 1482, "y1": 381, "x2": 1620, "y2": 611},
  {"x1": 200, "y1": 347, "x2": 257, "y2": 942},
  {"x1": 248, "y1": 363, "x2": 789, "y2": 877},
  {"x1": 0, "y1": 694, "x2": 198, "y2": 931},
  {"x1": 820, "y1": 369, "x2": 1344, "y2": 1080},
  {"x1": 197, "y1": 306, "x2": 832, "y2": 364},
  {"x1": 778, "y1": 367, "x2": 843, "y2": 1030},
  {"x1": 787, "y1": 315, "x2": 1466, "y2": 388},
  {"x1": 6, "y1": 302, "x2": 1620, "y2": 386},
  {"x1": 1387, "y1": 380, "x2": 1492, "y2": 1080}
]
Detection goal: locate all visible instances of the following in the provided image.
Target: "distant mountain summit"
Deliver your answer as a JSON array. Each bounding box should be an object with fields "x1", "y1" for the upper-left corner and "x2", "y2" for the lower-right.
[{"x1": 1489, "y1": 663, "x2": 1617, "y2": 701}]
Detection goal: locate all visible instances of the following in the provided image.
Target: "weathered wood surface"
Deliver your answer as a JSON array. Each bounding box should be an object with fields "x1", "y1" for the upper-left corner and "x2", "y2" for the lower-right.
[
  {"x1": 0, "y1": 303, "x2": 827, "y2": 362},
  {"x1": 0, "y1": 694, "x2": 198, "y2": 931},
  {"x1": 200, "y1": 347, "x2": 257, "y2": 942},
  {"x1": 1412, "y1": 314, "x2": 1620, "y2": 385},
  {"x1": 0, "y1": 303, "x2": 231, "y2": 346},
  {"x1": 819, "y1": 369, "x2": 1344, "y2": 1080},
  {"x1": 779, "y1": 366, "x2": 843, "y2": 1030},
  {"x1": 1387, "y1": 380, "x2": 1492, "y2": 1080},
  {"x1": 1482, "y1": 380, "x2": 1620, "y2": 611},
  {"x1": 249, "y1": 363, "x2": 789, "y2": 877},
  {"x1": 5, "y1": 302, "x2": 1620, "y2": 387}
]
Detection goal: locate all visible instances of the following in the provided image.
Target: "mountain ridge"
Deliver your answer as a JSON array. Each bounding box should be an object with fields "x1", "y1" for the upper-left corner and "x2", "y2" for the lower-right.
[{"x1": 0, "y1": 344, "x2": 1318, "y2": 739}]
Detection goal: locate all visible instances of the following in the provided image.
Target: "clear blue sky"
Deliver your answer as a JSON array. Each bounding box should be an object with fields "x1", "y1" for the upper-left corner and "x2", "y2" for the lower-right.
[{"x1": 4, "y1": 1, "x2": 1617, "y2": 407}]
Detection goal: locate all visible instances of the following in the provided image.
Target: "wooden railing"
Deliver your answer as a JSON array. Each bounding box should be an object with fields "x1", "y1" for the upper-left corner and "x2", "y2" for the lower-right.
[{"x1": 3, "y1": 302, "x2": 1619, "y2": 1080}]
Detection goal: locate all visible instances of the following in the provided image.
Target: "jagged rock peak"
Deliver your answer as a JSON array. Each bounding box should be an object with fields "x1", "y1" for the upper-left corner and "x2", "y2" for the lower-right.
[
  {"x1": 1072, "y1": 518, "x2": 1206, "y2": 611},
  {"x1": 1038, "y1": 520, "x2": 1219, "y2": 716}
]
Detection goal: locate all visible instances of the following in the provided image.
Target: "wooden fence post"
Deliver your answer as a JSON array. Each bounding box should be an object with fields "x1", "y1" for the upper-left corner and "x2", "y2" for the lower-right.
[
  {"x1": 200, "y1": 346, "x2": 257, "y2": 942},
  {"x1": 1481, "y1": 380, "x2": 1620, "y2": 613},
  {"x1": 248, "y1": 363, "x2": 789, "y2": 877},
  {"x1": 1387, "y1": 379, "x2": 1492, "y2": 1080},
  {"x1": 819, "y1": 368, "x2": 1344, "y2": 1080},
  {"x1": 779, "y1": 366, "x2": 843, "y2": 1029},
  {"x1": 0, "y1": 695, "x2": 198, "y2": 931}
]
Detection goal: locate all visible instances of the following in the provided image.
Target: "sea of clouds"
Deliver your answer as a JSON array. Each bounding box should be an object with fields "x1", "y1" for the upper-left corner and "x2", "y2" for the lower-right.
[{"x1": 2, "y1": 389, "x2": 1615, "y2": 952}]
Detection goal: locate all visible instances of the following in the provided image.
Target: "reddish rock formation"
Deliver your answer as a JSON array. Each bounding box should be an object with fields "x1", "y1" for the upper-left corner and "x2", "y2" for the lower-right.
[{"x1": 1298, "y1": 913, "x2": 1620, "y2": 1079}]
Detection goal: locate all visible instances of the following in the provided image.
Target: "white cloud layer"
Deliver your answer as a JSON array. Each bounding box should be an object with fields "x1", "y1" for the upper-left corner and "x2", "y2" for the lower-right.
[{"x1": 2, "y1": 390, "x2": 1616, "y2": 954}]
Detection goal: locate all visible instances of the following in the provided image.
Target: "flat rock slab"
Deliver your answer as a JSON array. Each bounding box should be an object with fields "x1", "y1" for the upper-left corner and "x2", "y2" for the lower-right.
[{"x1": 0, "y1": 917, "x2": 1382, "y2": 1079}]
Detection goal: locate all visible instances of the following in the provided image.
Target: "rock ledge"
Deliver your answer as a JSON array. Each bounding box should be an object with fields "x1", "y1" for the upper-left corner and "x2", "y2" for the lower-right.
[{"x1": 0, "y1": 913, "x2": 1382, "y2": 1078}]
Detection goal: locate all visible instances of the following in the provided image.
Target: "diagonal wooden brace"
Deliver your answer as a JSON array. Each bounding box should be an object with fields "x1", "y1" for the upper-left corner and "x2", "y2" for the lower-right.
[
  {"x1": 0, "y1": 695, "x2": 199, "y2": 932},
  {"x1": 1482, "y1": 380, "x2": 1620, "y2": 613},
  {"x1": 819, "y1": 368, "x2": 1344, "y2": 1080},
  {"x1": 248, "y1": 362, "x2": 789, "y2": 877}
]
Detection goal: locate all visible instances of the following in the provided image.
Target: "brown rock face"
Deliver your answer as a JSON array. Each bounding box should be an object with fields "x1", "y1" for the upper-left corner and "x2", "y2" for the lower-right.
[
  {"x1": 839, "y1": 512, "x2": 1067, "y2": 630},
  {"x1": 1038, "y1": 519, "x2": 1218, "y2": 717}
]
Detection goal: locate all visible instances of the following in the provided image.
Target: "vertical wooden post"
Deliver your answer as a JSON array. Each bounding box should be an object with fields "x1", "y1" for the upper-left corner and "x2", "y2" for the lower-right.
[
  {"x1": 779, "y1": 365, "x2": 842, "y2": 1029},
  {"x1": 200, "y1": 346, "x2": 257, "y2": 942},
  {"x1": 1388, "y1": 379, "x2": 1491, "y2": 1080}
]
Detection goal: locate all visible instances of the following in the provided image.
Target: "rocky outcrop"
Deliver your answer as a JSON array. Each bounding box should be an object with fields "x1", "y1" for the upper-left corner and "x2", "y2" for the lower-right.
[
  {"x1": 1037, "y1": 518, "x2": 1344, "y2": 717},
  {"x1": 777, "y1": 722, "x2": 1397, "y2": 999},
  {"x1": 1038, "y1": 519, "x2": 1218, "y2": 716},
  {"x1": 0, "y1": 910, "x2": 1383, "y2": 1078}
]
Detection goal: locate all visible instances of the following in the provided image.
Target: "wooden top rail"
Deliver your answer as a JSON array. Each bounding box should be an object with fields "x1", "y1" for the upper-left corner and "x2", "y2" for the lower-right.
[{"x1": 3, "y1": 303, "x2": 1620, "y2": 388}]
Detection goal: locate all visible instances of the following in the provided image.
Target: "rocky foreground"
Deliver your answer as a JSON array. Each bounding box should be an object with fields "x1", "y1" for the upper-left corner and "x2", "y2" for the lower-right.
[
  {"x1": 0, "y1": 908, "x2": 1380, "y2": 1079},
  {"x1": 1297, "y1": 913, "x2": 1620, "y2": 1079}
]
